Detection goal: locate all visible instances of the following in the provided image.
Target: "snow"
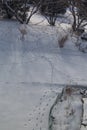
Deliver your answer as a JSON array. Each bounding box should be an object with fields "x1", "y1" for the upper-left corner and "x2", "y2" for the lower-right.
[
  {"x1": 0, "y1": 82, "x2": 63, "y2": 130},
  {"x1": 0, "y1": 20, "x2": 87, "y2": 85},
  {"x1": 0, "y1": 14, "x2": 87, "y2": 130},
  {"x1": 80, "y1": 98, "x2": 87, "y2": 130},
  {"x1": 52, "y1": 88, "x2": 82, "y2": 130},
  {"x1": 82, "y1": 98, "x2": 87, "y2": 125}
]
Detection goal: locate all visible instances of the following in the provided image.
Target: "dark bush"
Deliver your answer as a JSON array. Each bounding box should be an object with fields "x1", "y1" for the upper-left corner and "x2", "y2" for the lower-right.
[{"x1": 0, "y1": 0, "x2": 29, "y2": 23}]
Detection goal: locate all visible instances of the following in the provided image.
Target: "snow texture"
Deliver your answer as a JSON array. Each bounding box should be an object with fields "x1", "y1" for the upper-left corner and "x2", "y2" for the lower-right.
[
  {"x1": 51, "y1": 88, "x2": 82, "y2": 130},
  {"x1": 0, "y1": 14, "x2": 87, "y2": 130}
]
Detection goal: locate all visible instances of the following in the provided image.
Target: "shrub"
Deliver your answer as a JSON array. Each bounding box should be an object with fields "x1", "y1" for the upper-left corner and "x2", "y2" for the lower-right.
[{"x1": 58, "y1": 35, "x2": 68, "y2": 48}]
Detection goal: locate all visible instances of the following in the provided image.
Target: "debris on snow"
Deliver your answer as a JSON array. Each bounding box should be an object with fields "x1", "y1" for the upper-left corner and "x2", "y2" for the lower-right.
[
  {"x1": 81, "y1": 98, "x2": 87, "y2": 127},
  {"x1": 49, "y1": 86, "x2": 83, "y2": 130}
]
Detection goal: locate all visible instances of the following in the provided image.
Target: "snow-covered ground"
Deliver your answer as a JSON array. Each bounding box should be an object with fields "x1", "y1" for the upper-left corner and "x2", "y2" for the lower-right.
[
  {"x1": 0, "y1": 14, "x2": 87, "y2": 130},
  {"x1": 51, "y1": 87, "x2": 82, "y2": 130},
  {"x1": 0, "y1": 82, "x2": 63, "y2": 130},
  {"x1": 0, "y1": 19, "x2": 87, "y2": 85}
]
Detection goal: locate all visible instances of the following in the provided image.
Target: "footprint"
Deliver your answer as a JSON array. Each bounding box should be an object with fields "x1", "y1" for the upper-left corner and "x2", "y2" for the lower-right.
[
  {"x1": 39, "y1": 108, "x2": 41, "y2": 110},
  {"x1": 28, "y1": 119, "x2": 31, "y2": 121},
  {"x1": 29, "y1": 113, "x2": 32, "y2": 116},
  {"x1": 43, "y1": 95, "x2": 46, "y2": 97},
  {"x1": 36, "y1": 123, "x2": 38, "y2": 126},
  {"x1": 40, "y1": 120, "x2": 42, "y2": 123},
  {"x1": 46, "y1": 104, "x2": 49, "y2": 106},
  {"x1": 42, "y1": 113, "x2": 44, "y2": 116},
  {"x1": 43, "y1": 108, "x2": 45, "y2": 111},
  {"x1": 55, "y1": 107, "x2": 57, "y2": 110},
  {"x1": 40, "y1": 102, "x2": 42, "y2": 105},
  {"x1": 40, "y1": 98, "x2": 42, "y2": 100},
  {"x1": 33, "y1": 109, "x2": 36, "y2": 112},
  {"x1": 45, "y1": 91, "x2": 47, "y2": 94},
  {"x1": 24, "y1": 124, "x2": 27, "y2": 126},
  {"x1": 52, "y1": 96, "x2": 55, "y2": 98},
  {"x1": 36, "y1": 118, "x2": 38, "y2": 120}
]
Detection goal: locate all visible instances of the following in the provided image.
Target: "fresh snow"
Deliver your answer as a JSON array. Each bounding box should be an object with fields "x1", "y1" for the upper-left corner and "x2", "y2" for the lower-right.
[{"x1": 0, "y1": 14, "x2": 87, "y2": 130}]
